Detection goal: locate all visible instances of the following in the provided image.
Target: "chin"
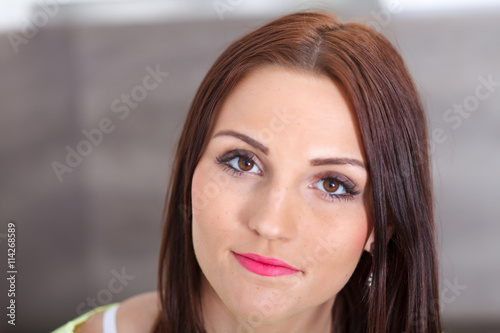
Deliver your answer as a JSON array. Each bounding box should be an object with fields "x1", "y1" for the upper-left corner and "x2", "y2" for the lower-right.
[
  {"x1": 218, "y1": 276, "x2": 307, "y2": 323},
  {"x1": 227, "y1": 299, "x2": 297, "y2": 327}
]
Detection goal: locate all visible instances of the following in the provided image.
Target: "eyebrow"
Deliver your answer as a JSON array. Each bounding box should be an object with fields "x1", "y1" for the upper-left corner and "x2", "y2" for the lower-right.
[
  {"x1": 213, "y1": 130, "x2": 269, "y2": 155},
  {"x1": 213, "y1": 130, "x2": 367, "y2": 170},
  {"x1": 310, "y1": 157, "x2": 367, "y2": 170}
]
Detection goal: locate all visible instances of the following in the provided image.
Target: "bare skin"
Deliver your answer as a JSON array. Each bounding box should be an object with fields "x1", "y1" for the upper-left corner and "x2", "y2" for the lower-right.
[{"x1": 76, "y1": 291, "x2": 159, "y2": 333}]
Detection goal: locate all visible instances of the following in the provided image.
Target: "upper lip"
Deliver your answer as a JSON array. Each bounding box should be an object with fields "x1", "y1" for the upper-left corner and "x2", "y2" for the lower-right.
[{"x1": 233, "y1": 252, "x2": 300, "y2": 271}]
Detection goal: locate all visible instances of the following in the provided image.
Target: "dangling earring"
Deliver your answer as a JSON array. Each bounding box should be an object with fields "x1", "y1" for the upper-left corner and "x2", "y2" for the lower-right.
[
  {"x1": 367, "y1": 243, "x2": 374, "y2": 287},
  {"x1": 366, "y1": 271, "x2": 373, "y2": 287}
]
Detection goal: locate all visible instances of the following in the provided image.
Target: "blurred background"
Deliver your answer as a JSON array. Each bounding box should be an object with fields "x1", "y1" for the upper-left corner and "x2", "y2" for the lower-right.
[{"x1": 0, "y1": 0, "x2": 499, "y2": 332}]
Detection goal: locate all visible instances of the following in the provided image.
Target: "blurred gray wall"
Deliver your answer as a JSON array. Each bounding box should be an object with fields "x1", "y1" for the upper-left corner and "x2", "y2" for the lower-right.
[{"x1": 0, "y1": 1, "x2": 499, "y2": 332}]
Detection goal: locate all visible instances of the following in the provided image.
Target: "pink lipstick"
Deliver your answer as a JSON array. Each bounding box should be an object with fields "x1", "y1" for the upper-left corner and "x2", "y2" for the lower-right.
[{"x1": 233, "y1": 252, "x2": 300, "y2": 277}]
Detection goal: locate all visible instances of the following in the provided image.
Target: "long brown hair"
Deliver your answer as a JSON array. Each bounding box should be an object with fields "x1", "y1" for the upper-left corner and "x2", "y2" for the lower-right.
[{"x1": 154, "y1": 11, "x2": 441, "y2": 333}]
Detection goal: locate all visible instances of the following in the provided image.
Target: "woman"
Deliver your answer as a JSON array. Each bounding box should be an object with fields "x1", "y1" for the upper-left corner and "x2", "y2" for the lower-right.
[{"x1": 64, "y1": 10, "x2": 441, "y2": 333}]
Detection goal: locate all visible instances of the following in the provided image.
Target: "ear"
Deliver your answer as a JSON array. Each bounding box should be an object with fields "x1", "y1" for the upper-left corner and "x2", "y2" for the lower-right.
[
  {"x1": 363, "y1": 222, "x2": 395, "y2": 255},
  {"x1": 363, "y1": 228, "x2": 375, "y2": 254},
  {"x1": 386, "y1": 222, "x2": 394, "y2": 243}
]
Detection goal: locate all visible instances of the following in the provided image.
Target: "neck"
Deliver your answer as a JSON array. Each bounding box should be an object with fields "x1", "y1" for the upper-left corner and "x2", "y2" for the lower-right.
[{"x1": 200, "y1": 276, "x2": 334, "y2": 333}]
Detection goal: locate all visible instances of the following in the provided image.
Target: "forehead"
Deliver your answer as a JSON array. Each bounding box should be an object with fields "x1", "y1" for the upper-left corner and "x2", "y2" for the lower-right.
[{"x1": 212, "y1": 66, "x2": 366, "y2": 162}]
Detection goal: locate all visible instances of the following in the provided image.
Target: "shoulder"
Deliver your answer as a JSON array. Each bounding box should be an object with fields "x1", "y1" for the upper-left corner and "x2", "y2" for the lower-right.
[
  {"x1": 116, "y1": 291, "x2": 160, "y2": 332},
  {"x1": 76, "y1": 291, "x2": 160, "y2": 333}
]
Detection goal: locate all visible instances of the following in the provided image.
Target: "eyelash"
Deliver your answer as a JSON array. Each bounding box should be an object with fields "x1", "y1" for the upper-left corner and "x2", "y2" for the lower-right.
[
  {"x1": 314, "y1": 176, "x2": 360, "y2": 202},
  {"x1": 215, "y1": 149, "x2": 360, "y2": 202}
]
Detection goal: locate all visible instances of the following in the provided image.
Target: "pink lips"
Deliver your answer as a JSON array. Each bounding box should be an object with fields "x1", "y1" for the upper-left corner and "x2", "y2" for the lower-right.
[{"x1": 233, "y1": 252, "x2": 300, "y2": 277}]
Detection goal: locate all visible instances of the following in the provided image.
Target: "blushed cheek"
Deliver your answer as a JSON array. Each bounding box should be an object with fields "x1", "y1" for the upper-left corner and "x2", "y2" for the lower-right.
[
  {"x1": 348, "y1": 215, "x2": 372, "y2": 257},
  {"x1": 192, "y1": 161, "x2": 235, "y2": 217},
  {"x1": 191, "y1": 166, "x2": 210, "y2": 258},
  {"x1": 191, "y1": 164, "x2": 228, "y2": 252},
  {"x1": 191, "y1": 165, "x2": 211, "y2": 214},
  {"x1": 330, "y1": 215, "x2": 371, "y2": 264}
]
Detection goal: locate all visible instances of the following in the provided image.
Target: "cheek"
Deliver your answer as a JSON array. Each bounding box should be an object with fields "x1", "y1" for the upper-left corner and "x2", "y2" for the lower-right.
[
  {"x1": 311, "y1": 204, "x2": 370, "y2": 251},
  {"x1": 305, "y1": 208, "x2": 370, "y2": 280},
  {"x1": 192, "y1": 165, "x2": 222, "y2": 281},
  {"x1": 335, "y1": 210, "x2": 371, "y2": 261},
  {"x1": 341, "y1": 211, "x2": 371, "y2": 251},
  {"x1": 191, "y1": 163, "x2": 235, "y2": 257}
]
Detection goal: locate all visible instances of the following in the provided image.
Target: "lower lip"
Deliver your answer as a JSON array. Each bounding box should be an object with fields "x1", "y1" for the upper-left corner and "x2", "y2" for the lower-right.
[{"x1": 233, "y1": 252, "x2": 300, "y2": 277}]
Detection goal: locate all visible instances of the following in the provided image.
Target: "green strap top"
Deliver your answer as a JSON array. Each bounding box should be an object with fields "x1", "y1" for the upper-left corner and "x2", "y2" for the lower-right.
[{"x1": 51, "y1": 303, "x2": 119, "y2": 333}]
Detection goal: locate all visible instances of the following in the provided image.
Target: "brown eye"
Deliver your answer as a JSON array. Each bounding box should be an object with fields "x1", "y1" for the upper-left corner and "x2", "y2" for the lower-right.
[
  {"x1": 323, "y1": 178, "x2": 340, "y2": 193},
  {"x1": 238, "y1": 157, "x2": 254, "y2": 171}
]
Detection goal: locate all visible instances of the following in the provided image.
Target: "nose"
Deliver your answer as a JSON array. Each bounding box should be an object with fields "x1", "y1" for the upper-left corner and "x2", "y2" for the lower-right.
[{"x1": 247, "y1": 183, "x2": 297, "y2": 240}]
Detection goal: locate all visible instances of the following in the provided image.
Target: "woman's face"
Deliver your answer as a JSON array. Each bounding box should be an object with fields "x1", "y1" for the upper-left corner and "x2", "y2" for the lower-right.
[{"x1": 191, "y1": 66, "x2": 373, "y2": 328}]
